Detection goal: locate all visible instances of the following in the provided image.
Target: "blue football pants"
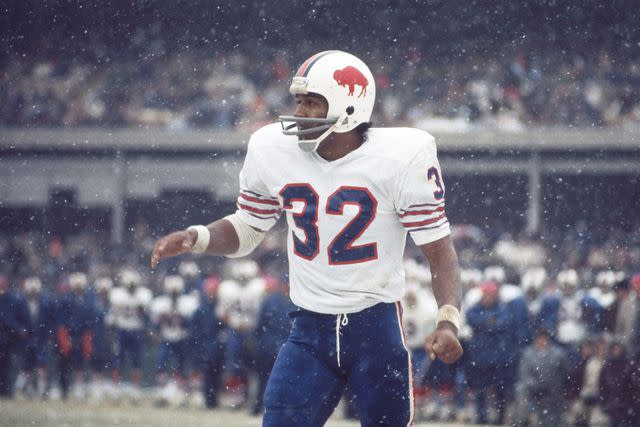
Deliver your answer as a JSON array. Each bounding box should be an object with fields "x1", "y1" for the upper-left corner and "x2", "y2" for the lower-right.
[{"x1": 263, "y1": 302, "x2": 414, "y2": 427}]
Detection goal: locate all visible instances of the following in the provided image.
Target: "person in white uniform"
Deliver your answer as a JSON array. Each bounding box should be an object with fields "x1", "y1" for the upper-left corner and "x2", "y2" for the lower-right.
[{"x1": 151, "y1": 50, "x2": 463, "y2": 426}]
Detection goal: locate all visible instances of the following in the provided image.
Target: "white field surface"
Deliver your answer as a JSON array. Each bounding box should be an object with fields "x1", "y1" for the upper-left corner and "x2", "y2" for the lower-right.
[{"x1": 0, "y1": 399, "x2": 476, "y2": 427}]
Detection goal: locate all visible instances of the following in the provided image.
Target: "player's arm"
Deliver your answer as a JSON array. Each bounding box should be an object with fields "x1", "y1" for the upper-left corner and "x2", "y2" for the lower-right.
[
  {"x1": 420, "y1": 235, "x2": 464, "y2": 364},
  {"x1": 152, "y1": 131, "x2": 277, "y2": 269},
  {"x1": 151, "y1": 216, "x2": 266, "y2": 269},
  {"x1": 420, "y1": 234, "x2": 462, "y2": 328},
  {"x1": 151, "y1": 219, "x2": 238, "y2": 268}
]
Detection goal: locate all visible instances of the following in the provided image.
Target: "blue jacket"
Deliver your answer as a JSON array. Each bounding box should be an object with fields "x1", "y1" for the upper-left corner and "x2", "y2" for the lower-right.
[
  {"x1": 466, "y1": 301, "x2": 510, "y2": 368},
  {"x1": 505, "y1": 296, "x2": 532, "y2": 363},
  {"x1": 88, "y1": 292, "x2": 112, "y2": 356},
  {"x1": 191, "y1": 299, "x2": 225, "y2": 363},
  {"x1": 253, "y1": 292, "x2": 294, "y2": 357},
  {"x1": 538, "y1": 293, "x2": 603, "y2": 338},
  {"x1": 56, "y1": 292, "x2": 95, "y2": 337},
  {"x1": 0, "y1": 291, "x2": 26, "y2": 347},
  {"x1": 16, "y1": 294, "x2": 56, "y2": 347}
]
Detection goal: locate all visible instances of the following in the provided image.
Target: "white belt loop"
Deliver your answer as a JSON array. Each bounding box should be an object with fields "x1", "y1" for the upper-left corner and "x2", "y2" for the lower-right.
[{"x1": 335, "y1": 314, "x2": 349, "y2": 368}]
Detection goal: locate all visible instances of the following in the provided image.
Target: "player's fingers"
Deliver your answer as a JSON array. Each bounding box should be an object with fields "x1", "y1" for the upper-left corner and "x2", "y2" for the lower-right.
[
  {"x1": 426, "y1": 335, "x2": 438, "y2": 360},
  {"x1": 151, "y1": 240, "x2": 166, "y2": 269},
  {"x1": 432, "y1": 339, "x2": 444, "y2": 356}
]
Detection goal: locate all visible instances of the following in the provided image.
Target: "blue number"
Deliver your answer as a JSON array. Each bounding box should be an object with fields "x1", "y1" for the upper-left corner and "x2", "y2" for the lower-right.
[
  {"x1": 428, "y1": 166, "x2": 445, "y2": 200},
  {"x1": 280, "y1": 184, "x2": 320, "y2": 260},
  {"x1": 326, "y1": 187, "x2": 378, "y2": 265},
  {"x1": 281, "y1": 185, "x2": 378, "y2": 264}
]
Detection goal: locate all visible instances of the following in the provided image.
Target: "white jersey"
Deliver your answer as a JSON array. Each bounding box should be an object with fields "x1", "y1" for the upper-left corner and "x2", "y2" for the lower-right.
[
  {"x1": 401, "y1": 283, "x2": 438, "y2": 349},
  {"x1": 235, "y1": 123, "x2": 450, "y2": 314},
  {"x1": 216, "y1": 278, "x2": 266, "y2": 331},
  {"x1": 150, "y1": 293, "x2": 199, "y2": 342},
  {"x1": 108, "y1": 286, "x2": 153, "y2": 331}
]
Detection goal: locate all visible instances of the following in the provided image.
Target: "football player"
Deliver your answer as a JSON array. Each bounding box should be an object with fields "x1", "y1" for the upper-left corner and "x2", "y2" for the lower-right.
[
  {"x1": 56, "y1": 272, "x2": 95, "y2": 400},
  {"x1": 150, "y1": 275, "x2": 199, "y2": 406},
  {"x1": 216, "y1": 260, "x2": 265, "y2": 408},
  {"x1": 15, "y1": 277, "x2": 55, "y2": 399},
  {"x1": 108, "y1": 268, "x2": 152, "y2": 402},
  {"x1": 152, "y1": 50, "x2": 463, "y2": 426}
]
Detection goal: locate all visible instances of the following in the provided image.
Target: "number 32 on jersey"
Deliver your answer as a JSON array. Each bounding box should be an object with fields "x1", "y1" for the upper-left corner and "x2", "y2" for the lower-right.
[{"x1": 280, "y1": 184, "x2": 377, "y2": 265}]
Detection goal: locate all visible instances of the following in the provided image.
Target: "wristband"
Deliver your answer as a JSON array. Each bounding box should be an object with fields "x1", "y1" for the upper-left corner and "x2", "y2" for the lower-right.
[
  {"x1": 436, "y1": 304, "x2": 460, "y2": 331},
  {"x1": 186, "y1": 225, "x2": 210, "y2": 253}
]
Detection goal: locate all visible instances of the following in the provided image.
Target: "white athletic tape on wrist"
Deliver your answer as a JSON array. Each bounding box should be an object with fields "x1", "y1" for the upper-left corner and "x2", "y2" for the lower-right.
[
  {"x1": 436, "y1": 304, "x2": 461, "y2": 331},
  {"x1": 186, "y1": 225, "x2": 210, "y2": 253},
  {"x1": 224, "y1": 214, "x2": 265, "y2": 258}
]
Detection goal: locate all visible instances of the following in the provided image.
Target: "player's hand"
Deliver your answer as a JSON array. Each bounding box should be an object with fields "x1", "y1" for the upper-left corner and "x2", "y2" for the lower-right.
[
  {"x1": 425, "y1": 323, "x2": 463, "y2": 364},
  {"x1": 150, "y1": 229, "x2": 197, "y2": 269}
]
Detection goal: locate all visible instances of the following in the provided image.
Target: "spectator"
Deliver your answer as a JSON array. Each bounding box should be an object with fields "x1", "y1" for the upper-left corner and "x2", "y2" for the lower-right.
[
  {"x1": 513, "y1": 328, "x2": 569, "y2": 427},
  {"x1": 465, "y1": 281, "x2": 510, "y2": 425},
  {"x1": 614, "y1": 276, "x2": 637, "y2": 353},
  {"x1": 574, "y1": 336, "x2": 611, "y2": 426},
  {"x1": 599, "y1": 340, "x2": 634, "y2": 427},
  {"x1": 191, "y1": 276, "x2": 225, "y2": 409},
  {"x1": 565, "y1": 338, "x2": 595, "y2": 426},
  {"x1": 0, "y1": 275, "x2": 26, "y2": 397},
  {"x1": 251, "y1": 275, "x2": 294, "y2": 416},
  {"x1": 540, "y1": 268, "x2": 603, "y2": 351}
]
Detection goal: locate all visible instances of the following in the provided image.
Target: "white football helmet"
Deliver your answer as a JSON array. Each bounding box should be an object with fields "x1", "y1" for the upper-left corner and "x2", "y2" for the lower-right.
[
  {"x1": 521, "y1": 267, "x2": 548, "y2": 293},
  {"x1": 69, "y1": 272, "x2": 88, "y2": 291},
  {"x1": 24, "y1": 277, "x2": 42, "y2": 294},
  {"x1": 557, "y1": 269, "x2": 579, "y2": 291},
  {"x1": 119, "y1": 268, "x2": 142, "y2": 288},
  {"x1": 484, "y1": 265, "x2": 506, "y2": 284},
  {"x1": 279, "y1": 50, "x2": 376, "y2": 152},
  {"x1": 163, "y1": 275, "x2": 185, "y2": 294},
  {"x1": 94, "y1": 277, "x2": 114, "y2": 292}
]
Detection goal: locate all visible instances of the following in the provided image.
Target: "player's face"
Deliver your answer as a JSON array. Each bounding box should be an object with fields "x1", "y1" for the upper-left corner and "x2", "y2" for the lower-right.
[{"x1": 293, "y1": 94, "x2": 329, "y2": 140}]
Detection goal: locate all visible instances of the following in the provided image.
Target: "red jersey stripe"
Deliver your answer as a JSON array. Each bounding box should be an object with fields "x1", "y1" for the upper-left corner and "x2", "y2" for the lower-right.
[
  {"x1": 240, "y1": 189, "x2": 278, "y2": 201},
  {"x1": 401, "y1": 213, "x2": 447, "y2": 228},
  {"x1": 237, "y1": 202, "x2": 281, "y2": 215},
  {"x1": 398, "y1": 206, "x2": 444, "y2": 218},
  {"x1": 239, "y1": 193, "x2": 280, "y2": 206}
]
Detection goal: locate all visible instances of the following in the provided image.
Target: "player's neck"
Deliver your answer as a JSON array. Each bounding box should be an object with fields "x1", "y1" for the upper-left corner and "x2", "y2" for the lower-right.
[{"x1": 316, "y1": 132, "x2": 364, "y2": 161}]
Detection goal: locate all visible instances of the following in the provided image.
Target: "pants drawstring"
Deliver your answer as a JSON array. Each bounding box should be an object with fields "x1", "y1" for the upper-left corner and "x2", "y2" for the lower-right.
[{"x1": 335, "y1": 313, "x2": 349, "y2": 368}]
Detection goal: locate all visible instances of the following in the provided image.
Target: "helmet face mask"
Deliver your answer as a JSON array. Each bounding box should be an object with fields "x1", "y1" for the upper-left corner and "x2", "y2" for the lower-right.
[
  {"x1": 278, "y1": 50, "x2": 375, "y2": 152},
  {"x1": 280, "y1": 116, "x2": 335, "y2": 135}
]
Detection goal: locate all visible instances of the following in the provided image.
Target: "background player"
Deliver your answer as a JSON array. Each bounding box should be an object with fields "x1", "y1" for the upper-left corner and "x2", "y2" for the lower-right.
[{"x1": 151, "y1": 50, "x2": 463, "y2": 426}]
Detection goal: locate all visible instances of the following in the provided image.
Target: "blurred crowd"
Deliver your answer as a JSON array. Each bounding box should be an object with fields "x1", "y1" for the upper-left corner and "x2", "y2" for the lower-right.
[
  {"x1": 3, "y1": 2, "x2": 640, "y2": 132},
  {"x1": 1, "y1": 46, "x2": 639, "y2": 132},
  {"x1": 1, "y1": 223, "x2": 640, "y2": 426}
]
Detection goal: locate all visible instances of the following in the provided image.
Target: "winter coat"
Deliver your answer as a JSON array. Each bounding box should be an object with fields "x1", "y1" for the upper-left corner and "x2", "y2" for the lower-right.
[
  {"x1": 518, "y1": 343, "x2": 569, "y2": 403},
  {"x1": 0, "y1": 292, "x2": 26, "y2": 348},
  {"x1": 599, "y1": 355, "x2": 634, "y2": 421},
  {"x1": 191, "y1": 299, "x2": 225, "y2": 364},
  {"x1": 253, "y1": 292, "x2": 294, "y2": 357},
  {"x1": 466, "y1": 301, "x2": 510, "y2": 369}
]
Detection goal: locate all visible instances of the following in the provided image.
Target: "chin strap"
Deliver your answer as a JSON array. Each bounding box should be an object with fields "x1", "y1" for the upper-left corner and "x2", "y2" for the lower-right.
[{"x1": 297, "y1": 112, "x2": 349, "y2": 152}]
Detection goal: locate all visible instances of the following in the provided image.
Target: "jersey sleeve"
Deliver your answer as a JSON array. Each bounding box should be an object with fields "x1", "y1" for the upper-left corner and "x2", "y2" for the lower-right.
[
  {"x1": 395, "y1": 136, "x2": 450, "y2": 246},
  {"x1": 234, "y1": 137, "x2": 282, "y2": 232}
]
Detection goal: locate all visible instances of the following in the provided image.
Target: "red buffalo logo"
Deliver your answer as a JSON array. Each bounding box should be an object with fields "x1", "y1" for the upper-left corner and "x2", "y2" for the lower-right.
[{"x1": 333, "y1": 66, "x2": 368, "y2": 97}]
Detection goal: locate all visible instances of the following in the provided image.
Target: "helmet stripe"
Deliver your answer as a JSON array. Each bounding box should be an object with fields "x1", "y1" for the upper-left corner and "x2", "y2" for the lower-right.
[{"x1": 295, "y1": 50, "x2": 337, "y2": 77}]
